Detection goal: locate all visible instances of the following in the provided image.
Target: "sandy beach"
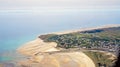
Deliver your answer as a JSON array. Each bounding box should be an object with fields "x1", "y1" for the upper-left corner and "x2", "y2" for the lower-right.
[
  {"x1": 17, "y1": 52, "x2": 95, "y2": 67},
  {"x1": 17, "y1": 37, "x2": 95, "y2": 67},
  {"x1": 17, "y1": 38, "x2": 59, "y2": 56}
]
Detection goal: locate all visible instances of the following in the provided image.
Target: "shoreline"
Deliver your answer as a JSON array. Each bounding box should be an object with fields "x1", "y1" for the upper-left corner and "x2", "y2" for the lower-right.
[
  {"x1": 17, "y1": 38, "x2": 59, "y2": 56},
  {"x1": 17, "y1": 38, "x2": 96, "y2": 67},
  {"x1": 17, "y1": 24, "x2": 119, "y2": 67}
]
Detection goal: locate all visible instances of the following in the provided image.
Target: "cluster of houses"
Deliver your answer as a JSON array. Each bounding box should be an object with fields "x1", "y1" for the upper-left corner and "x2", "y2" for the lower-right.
[{"x1": 85, "y1": 41, "x2": 120, "y2": 56}]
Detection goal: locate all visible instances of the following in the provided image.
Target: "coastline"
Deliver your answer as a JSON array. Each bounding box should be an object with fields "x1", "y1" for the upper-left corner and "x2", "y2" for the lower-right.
[
  {"x1": 17, "y1": 37, "x2": 95, "y2": 67},
  {"x1": 17, "y1": 38, "x2": 59, "y2": 56},
  {"x1": 17, "y1": 24, "x2": 119, "y2": 67},
  {"x1": 17, "y1": 37, "x2": 96, "y2": 67}
]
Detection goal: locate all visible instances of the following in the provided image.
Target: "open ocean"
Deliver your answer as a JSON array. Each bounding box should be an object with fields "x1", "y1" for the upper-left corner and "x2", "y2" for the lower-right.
[{"x1": 0, "y1": 10, "x2": 120, "y2": 62}]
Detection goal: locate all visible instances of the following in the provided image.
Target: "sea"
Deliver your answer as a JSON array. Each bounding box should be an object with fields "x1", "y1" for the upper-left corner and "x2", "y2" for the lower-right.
[{"x1": 0, "y1": 9, "x2": 120, "y2": 62}]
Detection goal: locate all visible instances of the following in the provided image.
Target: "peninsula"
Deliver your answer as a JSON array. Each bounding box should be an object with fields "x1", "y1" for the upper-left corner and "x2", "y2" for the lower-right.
[{"x1": 17, "y1": 24, "x2": 120, "y2": 67}]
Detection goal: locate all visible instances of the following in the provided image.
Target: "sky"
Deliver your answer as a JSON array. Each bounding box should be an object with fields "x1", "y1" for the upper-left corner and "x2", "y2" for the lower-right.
[
  {"x1": 0, "y1": 0, "x2": 120, "y2": 34},
  {"x1": 0, "y1": 0, "x2": 120, "y2": 10},
  {"x1": 0, "y1": 0, "x2": 120, "y2": 16}
]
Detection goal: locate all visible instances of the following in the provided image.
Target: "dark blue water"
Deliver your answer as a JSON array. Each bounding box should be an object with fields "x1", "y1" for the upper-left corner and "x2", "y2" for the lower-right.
[{"x1": 0, "y1": 10, "x2": 120, "y2": 61}]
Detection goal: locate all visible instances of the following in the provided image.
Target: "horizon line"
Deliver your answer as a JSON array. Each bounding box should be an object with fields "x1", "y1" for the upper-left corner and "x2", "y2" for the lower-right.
[{"x1": 0, "y1": 8, "x2": 120, "y2": 13}]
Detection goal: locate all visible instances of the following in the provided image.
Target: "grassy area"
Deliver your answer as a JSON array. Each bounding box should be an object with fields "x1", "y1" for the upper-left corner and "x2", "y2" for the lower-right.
[
  {"x1": 39, "y1": 27, "x2": 120, "y2": 49},
  {"x1": 83, "y1": 51, "x2": 116, "y2": 67}
]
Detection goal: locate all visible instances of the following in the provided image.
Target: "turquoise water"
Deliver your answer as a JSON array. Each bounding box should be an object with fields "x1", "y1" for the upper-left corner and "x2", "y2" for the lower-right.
[
  {"x1": 0, "y1": 10, "x2": 120, "y2": 61},
  {"x1": 0, "y1": 34, "x2": 38, "y2": 62},
  {"x1": 0, "y1": 57, "x2": 13, "y2": 61},
  {"x1": 0, "y1": 34, "x2": 38, "y2": 51}
]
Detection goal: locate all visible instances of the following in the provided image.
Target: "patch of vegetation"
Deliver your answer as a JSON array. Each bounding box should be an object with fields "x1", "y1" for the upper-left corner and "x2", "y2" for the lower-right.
[
  {"x1": 39, "y1": 27, "x2": 120, "y2": 49},
  {"x1": 83, "y1": 51, "x2": 116, "y2": 67},
  {"x1": 80, "y1": 29, "x2": 104, "y2": 33},
  {"x1": 39, "y1": 34, "x2": 57, "y2": 41}
]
